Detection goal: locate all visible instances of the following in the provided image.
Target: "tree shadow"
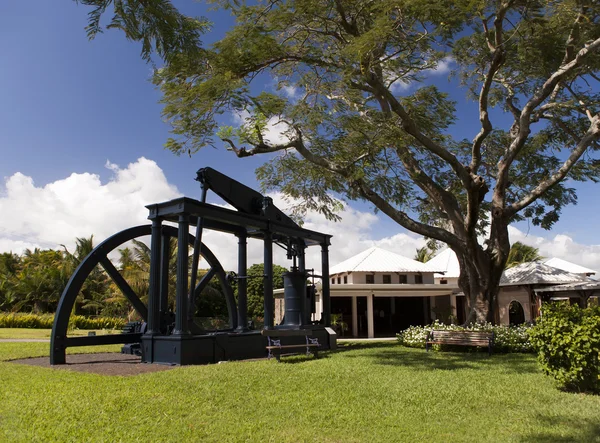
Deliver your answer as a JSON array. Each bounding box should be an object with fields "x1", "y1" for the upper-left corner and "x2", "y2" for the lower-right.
[
  {"x1": 337, "y1": 342, "x2": 539, "y2": 373},
  {"x1": 519, "y1": 414, "x2": 600, "y2": 442}
]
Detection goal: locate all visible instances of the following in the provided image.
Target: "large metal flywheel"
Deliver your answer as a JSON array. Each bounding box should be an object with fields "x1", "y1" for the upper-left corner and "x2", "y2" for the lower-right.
[{"x1": 50, "y1": 224, "x2": 236, "y2": 364}]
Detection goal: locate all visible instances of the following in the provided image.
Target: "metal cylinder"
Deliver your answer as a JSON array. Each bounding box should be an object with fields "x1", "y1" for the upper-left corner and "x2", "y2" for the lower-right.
[{"x1": 282, "y1": 271, "x2": 306, "y2": 327}]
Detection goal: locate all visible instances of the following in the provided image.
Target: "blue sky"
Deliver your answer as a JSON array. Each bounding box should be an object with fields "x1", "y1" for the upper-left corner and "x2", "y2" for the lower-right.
[{"x1": 1, "y1": 0, "x2": 600, "y2": 271}]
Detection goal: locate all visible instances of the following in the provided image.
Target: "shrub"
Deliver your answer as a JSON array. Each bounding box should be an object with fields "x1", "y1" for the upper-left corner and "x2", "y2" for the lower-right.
[
  {"x1": 396, "y1": 320, "x2": 534, "y2": 353},
  {"x1": 0, "y1": 312, "x2": 126, "y2": 330},
  {"x1": 529, "y1": 303, "x2": 600, "y2": 393}
]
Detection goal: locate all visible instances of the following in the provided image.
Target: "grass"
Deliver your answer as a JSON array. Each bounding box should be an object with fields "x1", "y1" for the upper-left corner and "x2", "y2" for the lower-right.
[
  {"x1": 1, "y1": 341, "x2": 599, "y2": 442},
  {"x1": 0, "y1": 328, "x2": 120, "y2": 339}
]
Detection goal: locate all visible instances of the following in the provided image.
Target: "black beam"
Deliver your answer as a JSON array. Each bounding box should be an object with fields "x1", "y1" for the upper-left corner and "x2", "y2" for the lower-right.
[
  {"x1": 298, "y1": 243, "x2": 307, "y2": 325},
  {"x1": 237, "y1": 232, "x2": 248, "y2": 330},
  {"x1": 159, "y1": 232, "x2": 171, "y2": 329},
  {"x1": 173, "y1": 216, "x2": 190, "y2": 335},
  {"x1": 63, "y1": 333, "x2": 142, "y2": 347},
  {"x1": 146, "y1": 218, "x2": 163, "y2": 335},
  {"x1": 321, "y1": 243, "x2": 331, "y2": 326},
  {"x1": 99, "y1": 257, "x2": 148, "y2": 321},
  {"x1": 263, "y1": 230, "x2": 274, "y2": 329},
  {"x1": 147, "y1": 198, "x2": 331, "y2": 246}
]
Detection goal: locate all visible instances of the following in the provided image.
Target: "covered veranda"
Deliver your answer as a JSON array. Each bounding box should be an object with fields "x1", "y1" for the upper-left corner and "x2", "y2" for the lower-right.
[{"x1": 328, "y1": 284, "x2": 457, "y2": 338}]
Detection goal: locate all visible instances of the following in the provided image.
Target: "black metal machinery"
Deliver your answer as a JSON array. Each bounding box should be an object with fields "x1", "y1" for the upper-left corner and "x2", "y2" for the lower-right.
[{"x1": 50, "y1": 167, "x2": 334, "y2": 365}]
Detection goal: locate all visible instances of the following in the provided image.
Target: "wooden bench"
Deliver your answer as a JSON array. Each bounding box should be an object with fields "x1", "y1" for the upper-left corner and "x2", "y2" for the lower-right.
[
  {"x1": 262, "y1": 329, "x2": 320, "y2": 362},
  {"x1": 425, "y1": 330, "x2": 494, "y2": 356}
]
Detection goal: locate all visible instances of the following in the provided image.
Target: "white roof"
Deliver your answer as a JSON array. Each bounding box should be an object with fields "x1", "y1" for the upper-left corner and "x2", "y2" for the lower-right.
[
  {"x1": 428, "y1": 248, "x2": 460, "y2": 278},
  {"x1": 543, "y1": 257, "x2": 596, "y2": 276},
  {"x1": 329, "y1": 246, "x2": 443, "y2": 275},
  {"x1": 534, "y1": 280, "x2": 600, "y2": 294},
  {"x1": 500, "y1": 262, "x2": 587, "y2": 286}
]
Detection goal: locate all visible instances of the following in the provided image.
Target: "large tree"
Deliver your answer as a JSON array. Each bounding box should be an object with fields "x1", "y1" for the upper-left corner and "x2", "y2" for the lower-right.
[{"x1": 79, "y1": 0, "x2": 600, "y2": 323}]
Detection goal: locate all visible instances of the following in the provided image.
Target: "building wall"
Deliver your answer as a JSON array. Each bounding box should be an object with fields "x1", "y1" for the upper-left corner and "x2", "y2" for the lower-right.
[
  {"x1": 331, "y1": 271, "x2": 435, "y2": 285},
  {"x1": 498, "y1": 286, "x2": 532, "y2": 325},
  {"x1": 434, "y1": 276, "x2": 459, "y2": 286}
]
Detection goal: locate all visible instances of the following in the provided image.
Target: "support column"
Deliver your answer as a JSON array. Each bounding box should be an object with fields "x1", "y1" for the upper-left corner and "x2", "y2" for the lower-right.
[
  {"x1": 236, "y1": 232, "x2": 248, "y2": 331},
  {"x1": 367, "y1": 293, "x2": 374, "y2": 339},
  {"x1": 263, "y1": 231, "x2": 274, "y2": 329},
  {"x1": 146, "y1": 218, "x2": 163, "y2": 335},
  {"x1": 173, "y1": 215, "x2": 190, "y2": 335},
  {"x1": 321, "y1": 243, "x2": 331, "y2": 326},
  {"x1": 158, "y1": 232, "x2": 170, "y2": 331},
  {"x1": 298, "y1": 243, "x2": 307, "y2": 325},
  {"x1": 352, "y1": 296, "x2": 358, "y2": 338},
  {"x1": 450, "y1": 294, "x2": 457, "y2": 323}
]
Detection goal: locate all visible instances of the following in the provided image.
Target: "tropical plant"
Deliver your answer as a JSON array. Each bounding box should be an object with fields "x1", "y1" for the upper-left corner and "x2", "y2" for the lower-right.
[
  {"x1": 505, "y1": 242, "x2": 544, "y2": 268},
  {"x1": 414, "y1": 246, "x2": 436, "y2": 263}
]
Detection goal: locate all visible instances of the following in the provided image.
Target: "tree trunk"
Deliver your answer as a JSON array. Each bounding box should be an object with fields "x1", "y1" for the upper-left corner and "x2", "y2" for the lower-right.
[{"x1": 455, "y1": 237, "x2": 508, "y2": 325}]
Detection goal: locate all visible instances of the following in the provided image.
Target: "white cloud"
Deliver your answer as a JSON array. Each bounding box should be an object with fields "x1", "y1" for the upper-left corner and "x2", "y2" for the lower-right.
[
  {"x1": 508, "y1": 226, "x2": 600, "y2": 274},
  {"x1": 0, "y1": 158, "x2": 180, "y2": 254},
  {"x1": 281, "y1": 85, "x2": 299, "y2": 99},
  {"x1": 424, "y1": 56, "x2": 453, "y2": 76}
]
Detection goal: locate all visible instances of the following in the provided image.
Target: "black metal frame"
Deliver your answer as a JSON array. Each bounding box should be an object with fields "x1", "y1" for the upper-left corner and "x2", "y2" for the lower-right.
[{"x1": 50, "y1": 167, "x2": 333, "y2": 366}]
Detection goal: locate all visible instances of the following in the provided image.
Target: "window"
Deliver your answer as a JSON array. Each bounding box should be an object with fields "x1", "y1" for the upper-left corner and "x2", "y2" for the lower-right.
[
  {"x1": 399, "y1": 275, "x2": 407, "y2": 284},
  {"x1": 383, "y1": 274, "x2": 391, "y2": 284},
  {"x1": 440, "y1": 279, "x2": 448, "y2": 285},
  {"x1": 331, "y1": 278, "x2": 335, "y2": 285},
  {"x1": 415, "y1": 274, "x2": 423, "y2": 284},
  {"x1": 337, "y1": 277, "x2": 341, "y2": 284},
  {"x1": 366, "y1": 274, "x2": 375, "y2": 284},
  {"x1": 343, "y1": 276, "x2": 348, "y2": 284}
]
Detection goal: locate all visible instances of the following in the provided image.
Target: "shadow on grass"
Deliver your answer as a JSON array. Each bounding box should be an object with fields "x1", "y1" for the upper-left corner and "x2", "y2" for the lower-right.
[
  {"x1": 335, "y1": 342, "x2": 539, "y2": 373},
  {"x1": 520, "y1": 414, "x2": 600, "y2": 442}
]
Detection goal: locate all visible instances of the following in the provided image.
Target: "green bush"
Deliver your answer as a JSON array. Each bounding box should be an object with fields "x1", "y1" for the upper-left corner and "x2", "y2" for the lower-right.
[
  {"x1": 0, "y1": 312, "x2": 126, "y2": 330},
  {"x1": 397, "y1": 320, "x2": 534, "y2": 353},
  {"x1": 0, "y1": 313, "x2": 54, "y2": 329},
  {"x1": 529, "y1": 303, "x2": 600, "y2": 393}
]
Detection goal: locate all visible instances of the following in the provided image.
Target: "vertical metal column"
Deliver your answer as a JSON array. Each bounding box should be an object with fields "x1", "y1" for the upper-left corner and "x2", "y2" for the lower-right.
[
  {"x1": 146, "y1": 218, "x2": 163, "y2": 334},
  {"x1": 321, "y1": 242, "x2": 331, "y2": 326},
  {"x1": 173, "y1": 215, "x2": 190, "y2": 335},
  {"x1": 159, "y1": 232, "x2": 171, "y2": 331},
  {"x1": 297, "y1": 243, "x2": 306, "y2": 325},
  {"x1": 237, "y1": 232, "x2": 248, "y2": 331},
  {"x1": 263, "y1": 230, "x2": 274, "y2": 329}
]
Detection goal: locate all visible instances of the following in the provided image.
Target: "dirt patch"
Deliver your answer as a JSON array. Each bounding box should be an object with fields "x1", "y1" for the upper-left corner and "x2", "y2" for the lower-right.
[{"x1": 9, "y1": 353, "x2": 177, "y2": 376}]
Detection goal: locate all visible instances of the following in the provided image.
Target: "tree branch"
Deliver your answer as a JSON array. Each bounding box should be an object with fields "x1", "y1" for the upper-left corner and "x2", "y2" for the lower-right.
[
  {"x1": 506, "y1": 114, "x2": 600, "y2": 215},
  {"x1": 470, "y1": 1, "x2": 512, "y2": 173},
  {"x1": 351, "y1": 178, "x2": 464, "y2": 250}
]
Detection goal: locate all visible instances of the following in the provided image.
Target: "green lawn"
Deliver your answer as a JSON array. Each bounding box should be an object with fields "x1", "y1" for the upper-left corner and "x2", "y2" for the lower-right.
[
  {"x1": 0, "y1": 328, "x2": 120, "y2": 339},
  {"x1": 1, "y1": 342, "x2": 599, "y2": 442}
]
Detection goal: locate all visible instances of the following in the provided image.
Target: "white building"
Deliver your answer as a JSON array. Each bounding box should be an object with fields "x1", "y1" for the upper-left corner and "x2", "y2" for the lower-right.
[{"x1": 325, "y1": 247, "x2": 457, "y2": 338}]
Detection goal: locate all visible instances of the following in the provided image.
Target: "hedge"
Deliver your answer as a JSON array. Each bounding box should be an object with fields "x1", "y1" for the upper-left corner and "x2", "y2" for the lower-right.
[
  {"x1": 529, "y1": 303, "x2": 600, "y2": 393},
  {"x1": 0, "y1": 313, "x2": 127, "y2": 330},
  {"x1": 397, "y1": 320, "x2": 534, "y2": 353}
]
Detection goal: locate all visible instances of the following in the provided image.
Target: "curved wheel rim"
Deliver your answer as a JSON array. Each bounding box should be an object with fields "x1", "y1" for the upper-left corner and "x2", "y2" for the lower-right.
[{"x1": 50, "y1": 225, "x2": 236, "y2": 363}]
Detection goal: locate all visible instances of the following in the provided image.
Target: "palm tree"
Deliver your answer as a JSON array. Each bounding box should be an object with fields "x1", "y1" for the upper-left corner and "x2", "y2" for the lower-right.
[
  {"x1": 414, "y1": 246, "x2": 435, "y2": 263},
  {"x1": 505, "y1": 242, "x2": 543, "y2": 268}
]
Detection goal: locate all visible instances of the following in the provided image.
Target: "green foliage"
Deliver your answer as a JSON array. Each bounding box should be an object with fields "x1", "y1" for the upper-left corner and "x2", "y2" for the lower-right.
[
  {"x1": 244, "y1": 263, "x2": 288, "y2": 318},
  {"x1": 529, "y1": 303, "x2": 600, "y2": 393},
  {"x1": 505, "y1": 242, "x2": 544, "y2": 269},
  {"x1": 0, "y1": 313, "x2": 54, "y2": 329},
  {"x1": 73, "y1": 0, "x2": 208, "y2": 63},
  {"x1": 0, "y1": 312, "x2": 126, "y2": 330},
  {"x1": 397, "y1": 320, "x2": 534, "y2": 353}
]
